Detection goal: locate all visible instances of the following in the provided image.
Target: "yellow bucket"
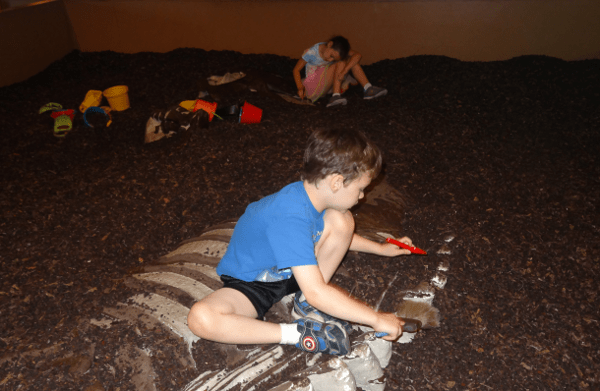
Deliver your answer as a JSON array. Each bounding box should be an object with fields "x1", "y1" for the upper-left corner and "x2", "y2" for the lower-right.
[
  {"x1": 79, "y1": 90, "x2": 103, "y2": 113},
  {"x1": 103, "y1": 85, "x2": 130, "y2": 111}
]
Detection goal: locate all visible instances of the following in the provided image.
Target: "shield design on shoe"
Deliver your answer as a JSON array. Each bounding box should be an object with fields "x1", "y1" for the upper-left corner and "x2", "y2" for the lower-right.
[{"x1": 302, "y1": 335, "x2": 318, "y2": 352}]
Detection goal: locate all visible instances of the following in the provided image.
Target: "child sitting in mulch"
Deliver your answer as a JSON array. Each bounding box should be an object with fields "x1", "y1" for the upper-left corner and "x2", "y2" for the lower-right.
[
  {"x1": 293, "y1": 35, "x2": 388, "y2": 107},
  {"x1": 187, "y1": 127, "x2": 412, "y2": 356}
]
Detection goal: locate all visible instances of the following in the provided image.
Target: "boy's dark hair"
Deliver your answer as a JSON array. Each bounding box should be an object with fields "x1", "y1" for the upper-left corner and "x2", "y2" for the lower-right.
[
  {"x1": 302, "y1": 128, "x2": 382, "y2": 185},
  {"x1": 328, "y1": 35, "x2": 351, "y2": 61}
]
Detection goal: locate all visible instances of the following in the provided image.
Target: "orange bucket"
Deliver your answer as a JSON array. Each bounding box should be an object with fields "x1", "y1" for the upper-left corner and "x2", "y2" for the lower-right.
[
  {"x1": 193, "y1": 99, "x2": 218, "y2": 121},
  {"x1": 239, "y1": 101, "x2": 262, "y2": 124},
  {"x1": 103, "y1": 85, "x2": 130, "y2": 111},
  {"x1": 79, "y1": 90, "x2": 103, "y2": 113}
]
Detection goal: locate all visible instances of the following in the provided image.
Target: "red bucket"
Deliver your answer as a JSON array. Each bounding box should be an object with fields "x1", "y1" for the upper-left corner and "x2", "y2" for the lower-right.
[
  {"x1": 193, "y1": 99, "x2": 218, "y2": 121},
  {"x1": 239, "y1": 101, "x2": 262, "y2": 124},
  {"x1": 50, "y1": 109, "x2": 75, "y2": 120}
]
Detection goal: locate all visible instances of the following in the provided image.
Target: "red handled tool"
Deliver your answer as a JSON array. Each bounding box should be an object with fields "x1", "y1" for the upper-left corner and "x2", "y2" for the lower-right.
[{"x1": 386, "y1": 237, "x2": 427, "y2": 255}]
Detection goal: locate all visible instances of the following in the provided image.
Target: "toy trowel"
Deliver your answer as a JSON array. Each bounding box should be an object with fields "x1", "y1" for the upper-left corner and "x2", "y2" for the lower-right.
[{"x1": 375, "y1": 317, "x2": 422, "y2": 337}]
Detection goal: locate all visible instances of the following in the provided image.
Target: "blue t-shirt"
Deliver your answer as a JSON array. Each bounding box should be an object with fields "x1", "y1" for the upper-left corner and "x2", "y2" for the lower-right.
[
  {"x1": 216, "y1": 182, "x2": 325, "y2": 282},
  {"x1": 302, "y1": 42, "x2": 329, "y2": 77}
]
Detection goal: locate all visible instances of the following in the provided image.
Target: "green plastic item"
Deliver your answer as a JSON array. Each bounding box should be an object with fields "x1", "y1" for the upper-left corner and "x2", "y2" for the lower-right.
[
  {"x1": 39, "y1": 102, "x2": 63, "y2": 114},
  {"x1": 39, "y1": 103, "x2": 75, "y2": 137},
  {"x1": 52, "y1": 112, "x2": 74, "y2": 137}
]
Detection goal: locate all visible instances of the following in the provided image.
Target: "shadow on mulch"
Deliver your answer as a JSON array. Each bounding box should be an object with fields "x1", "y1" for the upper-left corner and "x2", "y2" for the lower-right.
[{"x1": 0, "y1": 49, "x2": 598, "y2": 390}]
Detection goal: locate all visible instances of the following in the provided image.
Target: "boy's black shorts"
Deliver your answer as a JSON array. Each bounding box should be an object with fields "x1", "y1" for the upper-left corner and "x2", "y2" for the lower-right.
[{"x1": 220, "y1": 275, "x2": 300, "y2": 320}]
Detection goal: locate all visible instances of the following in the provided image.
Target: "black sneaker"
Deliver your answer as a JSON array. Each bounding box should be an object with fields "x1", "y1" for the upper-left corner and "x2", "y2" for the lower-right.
[
  {"x1": 363, "y1": 86, "x2": 388, "y2": 100},
  {"x1": 326, "y1": 95, "x2": 347, "y2": 107},
  {"x1": 293, "y1": 317, "x2": 350, "y2": 356},
  {"x1": 292, "y1": 292, "x2": 353, "y2": 334}
]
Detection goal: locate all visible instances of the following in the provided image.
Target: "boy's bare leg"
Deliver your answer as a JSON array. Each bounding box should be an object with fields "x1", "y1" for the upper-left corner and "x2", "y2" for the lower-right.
[
  {"x1": 187, "y1": 288, "x2": 282, "y2": 344},
  {"x1": 330, "y1": 62, "x2": 347, "y2": 95},
  {"x1": 314, "y1": 209, "x2": 355, "y2": 282},
  {"x1": 349, "y1": 63, "x2": 369, "y2": 87},
  {"x1": 330, "y1": 61, "x2": 368, "y2": 94},
  {"x1": 320, "y1": 62, "x2": 343, "y2": 96}
]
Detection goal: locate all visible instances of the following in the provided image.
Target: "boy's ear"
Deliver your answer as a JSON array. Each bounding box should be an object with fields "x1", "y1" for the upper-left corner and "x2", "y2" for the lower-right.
[
  {"x1": 327, "y1": 41, "x2": 333, "y2": 48},
  {"x1": 330, "y1": 174, "x2": 344, "y2": 192}
]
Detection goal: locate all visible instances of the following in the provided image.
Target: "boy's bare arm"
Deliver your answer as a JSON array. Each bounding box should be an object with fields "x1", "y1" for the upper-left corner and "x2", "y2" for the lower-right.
[
  {"x1": 349, "y1": 233, "x2": 412, "y2": 256},
  {"x1": 293, "y1": 58, "x2": 307, "y2": 98},
  {"x1": 292, "y1": 264, "x2": 404, "y2": 340}
]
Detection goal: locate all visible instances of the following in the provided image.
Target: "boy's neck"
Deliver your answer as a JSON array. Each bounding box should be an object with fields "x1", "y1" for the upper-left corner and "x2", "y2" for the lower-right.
[{"x1": 303, "y1": 179, "x2": 328, "y2": 213}]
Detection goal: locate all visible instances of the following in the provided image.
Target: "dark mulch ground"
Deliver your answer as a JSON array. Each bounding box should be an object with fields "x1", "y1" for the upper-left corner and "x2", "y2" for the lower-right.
[{"x1": 1, "y1": 48, "x2": 599, "y2": 390}]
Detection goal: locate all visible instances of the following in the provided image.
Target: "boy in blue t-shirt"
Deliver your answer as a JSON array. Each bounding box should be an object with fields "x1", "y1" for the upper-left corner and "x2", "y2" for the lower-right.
[{"x1": 187, "y1": 128, "x2": 413, "y2": 356}]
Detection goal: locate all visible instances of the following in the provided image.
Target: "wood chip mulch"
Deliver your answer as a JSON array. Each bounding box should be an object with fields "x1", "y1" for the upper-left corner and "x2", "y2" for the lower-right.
[{"x1": 0, "y1": 49, "x2": 598, "y2": 390}]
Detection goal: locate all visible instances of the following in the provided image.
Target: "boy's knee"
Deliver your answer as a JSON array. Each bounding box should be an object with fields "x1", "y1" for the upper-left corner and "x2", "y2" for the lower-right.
[
  {"x1": 187, "y1": 301, "x2": 216, "y2": 337},
  {"x1": 333, "y1": 61, "x2": 346, "y2": 73},
  {"x1": 324, "y1": 209, "x2": 355, "y2": 237}
]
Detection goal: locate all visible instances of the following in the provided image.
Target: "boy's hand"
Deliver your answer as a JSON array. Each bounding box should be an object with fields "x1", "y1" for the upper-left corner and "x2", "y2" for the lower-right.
[
  {"x1": 373, "y1": 312, "x2": 405, "y2": 341},
  {"x1": 350, "y1": 234, "x2": 414, "y2": 257},
  {"x1": 298, "y1": 87, "x2": 306, "y2": 100},
  {"x1": 379, "y1": 236, "x2": 413, "y2": 256}
]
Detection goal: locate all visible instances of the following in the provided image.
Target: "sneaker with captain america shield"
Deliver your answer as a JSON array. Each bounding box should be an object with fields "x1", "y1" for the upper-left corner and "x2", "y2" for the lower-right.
[
  {"x1": 292, "y1": 291, "x2": 353, "y2": 334},
  {"x1": 293, "y1": 317, "x2": 350, "y2": 356}
]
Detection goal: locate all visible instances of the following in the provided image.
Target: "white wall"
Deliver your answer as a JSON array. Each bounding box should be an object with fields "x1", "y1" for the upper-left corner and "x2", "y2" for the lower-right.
[
  {"x1": 64, "y1": 0, "x2": 600, "y2": 63},
  {"x1": 2, "y1": 0, "x2": 600, "y2": 87}
]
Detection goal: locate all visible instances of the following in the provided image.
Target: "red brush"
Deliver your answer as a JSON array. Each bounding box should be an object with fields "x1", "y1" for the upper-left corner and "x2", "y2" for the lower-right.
[{"x1": 386, "y1": 237, "x2": 427, "y2": 255}]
